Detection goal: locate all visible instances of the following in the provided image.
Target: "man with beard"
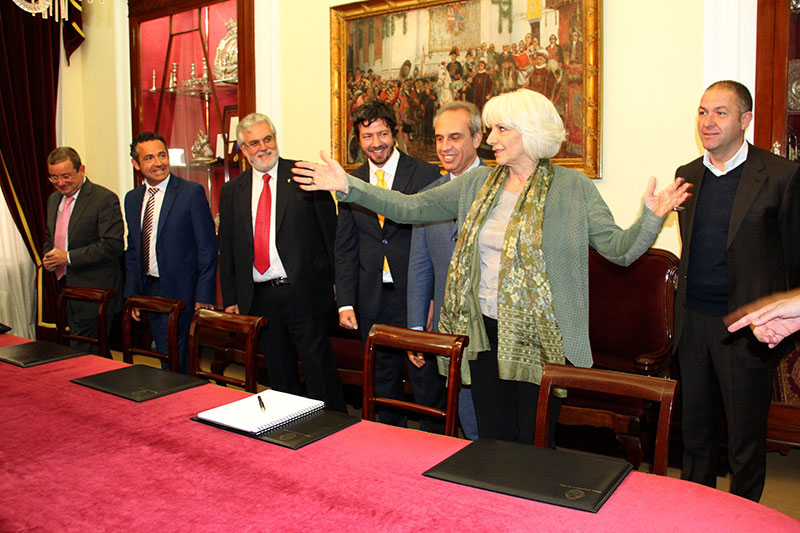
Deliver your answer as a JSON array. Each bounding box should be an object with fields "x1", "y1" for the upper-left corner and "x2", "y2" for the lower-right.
[
  {"x1": 218, "y1": 113, "x2": 345, "y2": 411},
  {"x1": 335, "y1": 101, "x2": 439, "y2": 426}
]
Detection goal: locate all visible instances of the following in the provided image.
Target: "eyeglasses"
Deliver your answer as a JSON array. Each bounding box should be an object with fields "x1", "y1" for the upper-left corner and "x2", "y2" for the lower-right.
[
  {"x1": 244, "y1": 136, "x2": 275, "y2": 151},
  {"x1": 48, "y1": 171, "x2": 76, "y2": 183}
]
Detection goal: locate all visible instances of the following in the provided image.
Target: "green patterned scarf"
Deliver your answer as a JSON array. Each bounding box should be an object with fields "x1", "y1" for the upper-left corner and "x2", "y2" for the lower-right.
[{"x1": 439, "y1": 160, "x2": 565, "y2": 385}]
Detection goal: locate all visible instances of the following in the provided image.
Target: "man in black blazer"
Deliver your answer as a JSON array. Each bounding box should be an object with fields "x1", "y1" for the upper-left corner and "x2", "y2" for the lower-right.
[
  {"x1": 43, "y1": 147, "x2": 124, "y2": 353},
  {"x1": 335, "y1": 101, "x2": 439, "y2": 426},
  {"x1": 124, "y1": 132, "x2": 218, "y2": 374},
  {"x1": 218, "y1": 113, "x2": 345, "y2": 411},
  {"x1": 675, "y1": 80, "x2": 800, "y2": 502}
]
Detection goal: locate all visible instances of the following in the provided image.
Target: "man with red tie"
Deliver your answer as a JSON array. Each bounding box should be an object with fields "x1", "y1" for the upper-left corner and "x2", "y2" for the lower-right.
[
  {"x1": 43, "y1": 147, "x2": 124, "y2": 354},
  {"x1": 218, "y1": 113, "x2": 345, "y2": 411}
]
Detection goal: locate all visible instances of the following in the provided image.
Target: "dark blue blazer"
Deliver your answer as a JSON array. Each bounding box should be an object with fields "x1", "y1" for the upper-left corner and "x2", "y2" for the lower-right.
[{"x1": 123, "y1": 174, "x2": 217, "y2": 307}]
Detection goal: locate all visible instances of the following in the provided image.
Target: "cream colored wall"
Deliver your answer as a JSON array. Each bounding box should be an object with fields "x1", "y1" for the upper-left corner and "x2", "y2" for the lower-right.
[
  {"x1": 56, "y1": 0, "x2": 759, "y2": 259},
  {"x1": 58, "y1": 1, "x2": 131, "y2": 198}
]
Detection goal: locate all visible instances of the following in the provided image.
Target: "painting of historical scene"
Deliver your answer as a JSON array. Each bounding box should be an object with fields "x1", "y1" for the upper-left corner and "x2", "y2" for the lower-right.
[{"x1": 336, "y1": 0, "x2": 598, "y2": 175}]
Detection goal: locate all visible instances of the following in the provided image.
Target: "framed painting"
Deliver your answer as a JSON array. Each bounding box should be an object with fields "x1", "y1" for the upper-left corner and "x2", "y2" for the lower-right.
[{"x1": 330, "y1": 0, "x2": 601, "y2": 178}]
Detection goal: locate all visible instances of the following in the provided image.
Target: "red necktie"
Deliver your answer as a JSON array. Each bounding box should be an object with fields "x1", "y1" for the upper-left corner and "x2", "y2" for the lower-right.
[
  {"x1": 54, "y1": 196, "x2": 75, "y2": 280},
  {"x1": 254, "y1": 174, "x2": 271, "y2": 274}
]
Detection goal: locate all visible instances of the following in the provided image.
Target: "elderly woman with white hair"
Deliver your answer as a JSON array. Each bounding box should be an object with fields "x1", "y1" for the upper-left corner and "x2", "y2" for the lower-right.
[{"x1": 294, "y1": 89, "x2": 691, "y2": 444}]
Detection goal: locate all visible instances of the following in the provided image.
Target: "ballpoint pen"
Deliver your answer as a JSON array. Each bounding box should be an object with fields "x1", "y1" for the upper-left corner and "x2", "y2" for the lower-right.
[{"x1": 258, "y1": 395, "x2": 266, "y2": 412}]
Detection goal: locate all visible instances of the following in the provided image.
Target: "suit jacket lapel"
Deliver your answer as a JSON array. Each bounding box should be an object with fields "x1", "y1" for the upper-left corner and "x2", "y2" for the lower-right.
[
  {"x1": 237, "y1": 169, "x2": 255, "y2": 247},
  {"x1": 275, "y1": 158, "x2": 291, "y2": 234},
  {"x1": 392, "y1": 151, "x2": 413, "y2": 193},
  {"x1": 67, "y1": 179, "x2": 92, "y2": 235},
  {"x1": 157, "y1": 175, "x2": 179, "y2": 236},
  {"x1": 727, "y1": 146, "x2": 766, "y2": 248},
  {"x1": 678, "y1": 160, "x2": 704, "y2": 248}
]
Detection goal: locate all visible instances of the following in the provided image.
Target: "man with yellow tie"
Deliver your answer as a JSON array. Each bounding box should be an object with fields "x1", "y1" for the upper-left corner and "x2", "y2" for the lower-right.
[{"x1": 335, "y1": 101, "x2": 439, "y2": 426}]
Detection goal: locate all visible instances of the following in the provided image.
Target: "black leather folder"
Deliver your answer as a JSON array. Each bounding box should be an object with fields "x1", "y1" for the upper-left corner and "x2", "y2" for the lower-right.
[
  {"x1": 0, "y1": 340, "x2": 86, "y2": 367},
  {"x1": 71, "y1": 364, "x2": 206, "y2": 401},
  {"x1": 192, "y1": 409, "x2": 360, "y2": 450},
  {"x1": 423, "y1": 438, "x2": 632, "y2": 512}
]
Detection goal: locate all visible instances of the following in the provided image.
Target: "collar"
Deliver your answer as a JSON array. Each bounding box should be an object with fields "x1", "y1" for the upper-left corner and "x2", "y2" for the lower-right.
[
  {"x1": 703, "y1": 141, "x2": 748, "y2": 177},
  {"x1": 146, "y1": 174, "x2": 171, "y2": 193},
  {"x1": 450, "y1": 156, "x2": 482, "y2": 179},
  {"x1": 253, "y1": 162, "x2": 278, "y2": 183},
  {"x1": 368, "y1": 146, "x2": 400, "y2": 177}
]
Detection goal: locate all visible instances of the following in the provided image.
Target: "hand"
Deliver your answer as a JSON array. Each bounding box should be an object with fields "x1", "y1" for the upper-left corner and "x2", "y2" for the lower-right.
[
  {"x1": 727, "y1": 290, "x2": 800, "y2": 348},
  {"x1": 42, "y1": 249, "x2": 68, "y2": 270},
  {"x1": 292, "y1": 151, "x2": 349, "y2": 193},
  {"x1": 643, "y1": 177, "x2": 692, "y2": 217},
  {"x1": 225, "y1": 304, "x2": 240, "y2": 314},
  {"x1": 408, "y1": 351, "x2": 426, "y2": 368},
  {"x1": 339, "y1": 309, "x2": 358, "y2": 330},
  {"x1": 131, "y1": 308, "x2": 141, "y2": 322}
]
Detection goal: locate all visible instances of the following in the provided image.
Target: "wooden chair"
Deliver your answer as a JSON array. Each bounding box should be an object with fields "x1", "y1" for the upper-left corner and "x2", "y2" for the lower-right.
[
  {"x1": 557, "y1": 247, "x2": 678, "y2": 468},
  {"x1": 121, "y1": 295, "x2": 185, "y2": 372},
  {"x1": 362, "y1": 324, "x2": 469, "y2": 436},
  {"x1": 535, "y1": 364, "x2": 678, "y2": 476},
  {"x1": 56, "y1": 286, "x2": 114, "y2": 358},
  {"x1": 187, "y1": 308, "x2": 265, "y2": 392}
]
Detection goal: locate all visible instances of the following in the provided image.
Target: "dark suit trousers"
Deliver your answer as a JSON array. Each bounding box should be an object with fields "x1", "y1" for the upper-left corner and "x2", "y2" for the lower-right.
[
  {"x1": 249, "y1": 282, "x2": 346, "y2": 412},
  {"x1": 406, "y1": 355, "x2": 447, "y2": 433},
  {"x1": 143, "y1": 277, "x2": 190, "y2": 374},
  {"x1": 61, "y1": 279, "x2": 113, "y2": 356},
  {"x1": 359, "y1": 283, "x2": 409, "y2": 427},
  {"x1": 678, "y1": 308, "x2": 774, "y2": 502}
]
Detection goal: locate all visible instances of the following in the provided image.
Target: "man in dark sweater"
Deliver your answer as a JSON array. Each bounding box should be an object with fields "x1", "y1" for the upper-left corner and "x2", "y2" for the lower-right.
[{"x1": 674, "y1": 80, "x2": 800, "y2": 502}]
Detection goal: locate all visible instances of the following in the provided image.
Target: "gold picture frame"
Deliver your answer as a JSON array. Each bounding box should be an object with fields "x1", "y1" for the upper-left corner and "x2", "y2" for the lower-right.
[{"x1": 330, "y1": 0, "x2": 601, "y2": 178}]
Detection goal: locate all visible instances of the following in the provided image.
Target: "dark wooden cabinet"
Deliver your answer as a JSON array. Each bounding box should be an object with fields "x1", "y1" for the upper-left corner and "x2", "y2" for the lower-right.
[{"x1": 754, "y1": 0, "x2": 800, "y2": 454}]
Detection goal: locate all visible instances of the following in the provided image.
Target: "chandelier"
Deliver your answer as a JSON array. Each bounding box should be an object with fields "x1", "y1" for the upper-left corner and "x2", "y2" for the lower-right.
[{"x1": 12, "y1": 0, "x2": 104, "y2": 22}]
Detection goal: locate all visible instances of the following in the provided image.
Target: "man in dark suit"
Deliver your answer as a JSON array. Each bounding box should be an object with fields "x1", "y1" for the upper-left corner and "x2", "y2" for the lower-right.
[
  {"x1": 124, "y1": 132, "x2": 217, "y2": 374},
  {"x1": 43, "y1": 147, "x2": 124, "y2": 353},
  {"x1": 675, "y1": 80, "x2": 800, "y2": 502},
  {"x1": 335, "y1": 101, "x2": 439, "y2": 426},
  {"x1": 407, "y1": 101, "x2": 484, "y2": 436},
  {"x1": 218, "y1": 113, "x2": 345, "y2": 411}
]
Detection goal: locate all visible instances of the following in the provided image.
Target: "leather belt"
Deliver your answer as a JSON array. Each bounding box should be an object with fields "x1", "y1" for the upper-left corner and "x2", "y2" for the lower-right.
[
  {"x1": 255, "y1": 277, "x2": 290, "y2": 287},
  {"x1": 145, "y1": 275, "x2": 159, "y2": 283}
]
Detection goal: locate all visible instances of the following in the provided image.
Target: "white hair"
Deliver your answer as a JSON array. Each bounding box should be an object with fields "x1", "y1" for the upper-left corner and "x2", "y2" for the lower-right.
[{"x1": 482, "y1": 89, "x2": 566, "y2": 160}]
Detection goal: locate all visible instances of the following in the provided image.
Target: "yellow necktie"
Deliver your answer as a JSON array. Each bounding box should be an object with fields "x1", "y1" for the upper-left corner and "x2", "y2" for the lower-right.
[{"x1": 375, "y1": 169, "x2": 390, "y2": 273}]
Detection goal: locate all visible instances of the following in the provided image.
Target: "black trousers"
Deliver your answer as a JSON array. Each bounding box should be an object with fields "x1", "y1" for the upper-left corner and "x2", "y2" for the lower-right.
[
  {"x1": 359, "y1": 283, "x2": 409, "y2": 427},
  {"x1": 249, "y1": 282, "x2": 346, "y2": 412},
  {"x1": 469, "y1": 316, "x2": 562, "y2": 445},
  {"x1": 678, "y1": 307, "x2": 774, "y2": 502},
  {"x1": 143, "y1": 277, "x2": 191, "y2": 374}
]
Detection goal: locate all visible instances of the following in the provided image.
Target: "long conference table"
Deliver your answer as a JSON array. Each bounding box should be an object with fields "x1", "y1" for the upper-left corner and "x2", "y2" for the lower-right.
[{"x1": 2, "y1": 334, "x2": 798, "y2": 532}]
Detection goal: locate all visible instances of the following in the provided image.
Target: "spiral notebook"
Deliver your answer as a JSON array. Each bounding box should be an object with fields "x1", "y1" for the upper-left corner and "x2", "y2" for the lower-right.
[{"x1": 197, "y1": 389, "x2": 325, "y2": 434}]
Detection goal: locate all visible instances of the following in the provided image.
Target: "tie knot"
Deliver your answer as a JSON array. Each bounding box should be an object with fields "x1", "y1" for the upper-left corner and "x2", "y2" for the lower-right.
[
  {"x1": 148, "y1": 187, "x2": 159, "y2": 197},
  {"x1": 65, "y1": 195, "x2": 75, "y2": 205},
  {"x1": 262, "y1": 174, "x2": 271, "y2": 184},
  {"x1": 375, "y1": 169, "x2": 386, "y2": 188}
]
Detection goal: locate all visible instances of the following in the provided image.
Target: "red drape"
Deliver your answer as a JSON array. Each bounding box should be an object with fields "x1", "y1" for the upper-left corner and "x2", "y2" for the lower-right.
[{"x1": 0, "y1": 3, "x2": 61, "y2": 330}]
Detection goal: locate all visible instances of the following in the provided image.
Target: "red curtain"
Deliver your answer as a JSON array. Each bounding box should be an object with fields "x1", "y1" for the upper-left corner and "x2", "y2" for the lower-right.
[{"x1": 0, "y1": 3, "x2": 61, "y2": 329}]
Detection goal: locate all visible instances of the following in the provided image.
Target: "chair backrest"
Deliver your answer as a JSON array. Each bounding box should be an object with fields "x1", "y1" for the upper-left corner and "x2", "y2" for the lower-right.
[
  {"x1": 122, "y1": 295, "x2": 186, "y2": 372},
  {"x1": 534, "y1": 364, "x2": 678, "y2": 476},
  {"x1": 362, "y1": 324, "x2": 469, "y2": 436},
  {"x1": 187, "y1": 308, "x2": 265, "y2": 392},
  {"x1": 56, "y1": 286, "x2": 114, "y2": 358},
  {"x1": 588, "y1": 247, "x2": 678, "y2": 376}
]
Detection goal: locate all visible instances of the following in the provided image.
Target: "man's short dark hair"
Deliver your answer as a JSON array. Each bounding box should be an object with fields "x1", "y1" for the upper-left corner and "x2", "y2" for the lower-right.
[
  {"x1": 130, "y1": 132, "x2": 168, "y2": 160},
  {"x1": 707, "y1": 80, "x2": 753, "y2": 115},
  {"x1": 47, "y1": 147, "x2": 81, "y2": 170},
  {"x1": 351, "y1": 101, "x2": 398, "y2": 138}
]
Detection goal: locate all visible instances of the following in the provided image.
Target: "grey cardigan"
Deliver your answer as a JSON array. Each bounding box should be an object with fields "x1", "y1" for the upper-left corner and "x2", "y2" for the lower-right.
[{"x1": 339, "y1": 164, "x2": 665, "y2": 382}]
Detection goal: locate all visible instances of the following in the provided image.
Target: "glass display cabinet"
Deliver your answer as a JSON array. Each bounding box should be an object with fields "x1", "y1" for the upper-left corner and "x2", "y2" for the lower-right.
[
  {"x1": 754, "y1": 0, "x2": 800, "y2": 453},
  {"x1": 128, "y1": 0, "x2": 254, "y2": 217}
]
